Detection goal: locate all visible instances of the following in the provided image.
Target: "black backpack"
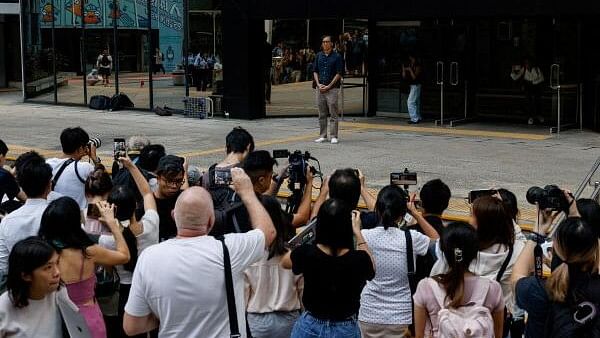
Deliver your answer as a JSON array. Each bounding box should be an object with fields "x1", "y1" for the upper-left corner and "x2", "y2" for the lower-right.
[
  {"x1": 89, "y1": 95, "x2": 111, "y2": 110},
  {"x1": 202, "y1": 164, "x2": 246, "y2": 236},
  {"x1": 545, "y1": 275, "x2": 600, "y2": 338},
  {"x1": 110, "y1": 93, "x2": 134, "y2": 111}
]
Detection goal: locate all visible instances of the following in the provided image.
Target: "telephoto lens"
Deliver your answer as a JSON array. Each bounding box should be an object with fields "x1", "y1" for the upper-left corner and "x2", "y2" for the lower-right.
[{"x1": 88, "y1": 137, "x2": 102, "y2": 148}]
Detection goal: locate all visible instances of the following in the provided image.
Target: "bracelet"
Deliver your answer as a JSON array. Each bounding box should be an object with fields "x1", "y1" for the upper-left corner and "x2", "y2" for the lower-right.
[{"x1": 356, "y1": 242, "x2": 367, "y2": 247}]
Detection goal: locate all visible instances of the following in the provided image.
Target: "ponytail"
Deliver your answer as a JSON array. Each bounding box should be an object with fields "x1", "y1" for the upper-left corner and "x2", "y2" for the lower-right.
[
  {"x1": 546, "y1": 262, "x2": 570, "y2": 302},
  {"x1": 434, "y1": 222, "x2": 479, "y2": 308}
]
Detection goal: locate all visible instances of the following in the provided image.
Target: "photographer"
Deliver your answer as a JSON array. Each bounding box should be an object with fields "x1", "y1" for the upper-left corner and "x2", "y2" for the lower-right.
[
  {"x1": 47, "y1": 127, "x2": 100, "y2": 209},
  {"x1": 0, "y1": 151, "x2": 53, "y2": 290},
  {"x1": 431, "y1": 195, "x2": 525, "y2": 337},
  {"x1": 281, "y1": 200, "x2": 375, "y2": 337},
  {"x1": 358, "y1": 185, "x2": 434, "y2": 337},
  {"x1": 153, "y1": 155, "x2": 188, "y2": 242},
  {"x1": 512, "y1": 191, "x2": 600, "y2": 338},
  {"x1": 201, "y1": 127, "x2": 255, "y2": 188},
  {"x1": 411, "y1": 179, "x2": 451, "y2": 237},
  {"x1": 310, "y1": 168, "x2": 365, "y2": 220}
]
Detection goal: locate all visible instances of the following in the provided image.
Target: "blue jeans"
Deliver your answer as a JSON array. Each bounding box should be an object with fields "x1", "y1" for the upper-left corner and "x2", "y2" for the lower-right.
[
  {"x1": 407, "y1": 84, "x2": 421, "y2": 122},
  {"x1": 291, "y1": 312, "x2": 361, "y2": 338}
]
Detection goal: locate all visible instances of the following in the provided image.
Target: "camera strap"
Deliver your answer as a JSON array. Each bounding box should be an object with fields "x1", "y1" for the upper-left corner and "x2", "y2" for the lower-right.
[
  {"x1": 215, "y1": 235, "x2": 241, "y2": 338},
  {"x1": 496, "y1": 245, "x2": 514, "y2": 282},
  {"x1": 534, "y1": 243, "x2": 544, "y2": 279},
  {"x1": 51, "y1": 159, "x2": 75, "y2": 190}
]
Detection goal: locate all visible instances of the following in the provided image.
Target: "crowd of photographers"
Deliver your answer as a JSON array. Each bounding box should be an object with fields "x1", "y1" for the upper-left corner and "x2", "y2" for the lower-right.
[{"x1": 0, "y1": 126, "x2": 599, "y2": 338}]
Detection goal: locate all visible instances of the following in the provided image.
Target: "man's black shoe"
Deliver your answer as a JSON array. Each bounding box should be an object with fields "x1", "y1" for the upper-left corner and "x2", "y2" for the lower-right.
[{"x1": 407, "y1": 120, "x2": 420, "y2": 124}]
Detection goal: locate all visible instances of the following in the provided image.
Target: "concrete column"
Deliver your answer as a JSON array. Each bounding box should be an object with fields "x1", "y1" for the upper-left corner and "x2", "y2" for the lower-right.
[{"x1": 0, "y1": 21, "x2": 6, "y2": 87}]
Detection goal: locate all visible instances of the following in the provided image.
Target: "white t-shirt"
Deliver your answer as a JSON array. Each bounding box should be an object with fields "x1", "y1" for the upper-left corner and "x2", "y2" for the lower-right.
[
  {"x1": 46, "y1": 158, "x2": 94, "y2": 210},
  {"x1": 98, "y1": 209, "x2": 160, "y2": 284},
  {"x1": 0, "y1": 198, "x2": 48, "y2": 275},
  {"x1": 0, "y1": 287, "x2": 69, "y2": 337},
  {"x1": 359, "y1": 227, "x2": 430, "y2": 325},
  {"x1": 125, "y1": 229, "x2": 266, "y2": 338}
]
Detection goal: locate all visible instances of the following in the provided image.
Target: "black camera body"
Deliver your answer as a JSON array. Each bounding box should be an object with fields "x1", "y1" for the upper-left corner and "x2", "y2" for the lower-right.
[
  {"x1": 526, "y1": 185, "x2": 569, "y2": 213},
  {"x1": 273, "y1": 149, "x2": 312, "y2": 191}
]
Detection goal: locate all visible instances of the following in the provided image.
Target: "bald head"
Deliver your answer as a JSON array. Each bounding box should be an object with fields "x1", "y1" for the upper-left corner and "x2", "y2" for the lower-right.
[{"x1": 173, "y1": 187, "x2": 214, "y2": 235}]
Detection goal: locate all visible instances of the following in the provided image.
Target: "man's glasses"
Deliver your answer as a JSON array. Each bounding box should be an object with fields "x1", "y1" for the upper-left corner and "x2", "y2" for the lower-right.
[{"x1": 162, "y1": 177, "x2": 185, "y2": 186}]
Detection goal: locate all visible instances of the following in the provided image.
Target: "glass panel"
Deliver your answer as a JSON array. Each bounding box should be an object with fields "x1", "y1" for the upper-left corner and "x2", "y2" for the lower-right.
[
  {"x1": 152, "y1": 0, "x2": 186, "y2": 111},
  {"x1": 23, "y1": 0, "x2": 56, "y2": 103}
]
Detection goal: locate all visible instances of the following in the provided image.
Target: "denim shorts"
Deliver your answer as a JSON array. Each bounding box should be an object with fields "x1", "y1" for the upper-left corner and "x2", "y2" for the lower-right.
[{"x1": 291, "y1": 311, "x2": 361, "y2": 338}]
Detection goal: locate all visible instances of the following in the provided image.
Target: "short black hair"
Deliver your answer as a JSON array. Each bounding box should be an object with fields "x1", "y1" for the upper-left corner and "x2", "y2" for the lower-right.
[
  {"x1": 60, "y1": 127, "x2": 90, "y2": 154},
  {"x1": 14, "y1": 151, "x2": 52, "y2": 198},
  {"x1": 7, "y1": 237, "x2": 56, "y2": 308},
  {"x1": 329, "y1": 168, "x2": 361, "y2": 209},
  {"x1": 156, "y1": 155, "x2": 184, "y2": 178},
  {"x1": 315, "y1": 199, "x2": 354, "y2": 256},
  {"x1": 108, "y1": 185, "x2": 137, "y2": 222},
  {"x1": 226, "y1": 127, "x2": 254, "y2": 154},
  {"x1": 420, "y1": 179, "x2": 451, "y2": 215},
  {"x1": 242, "y1": 150, "x2": 277, "y2": 183},
  {"x1": 138, "y1": 144, "x2": 166, "y2": 173},
  {"x1": 0, "y1": 139, "x2": 7, "y2": 157}
]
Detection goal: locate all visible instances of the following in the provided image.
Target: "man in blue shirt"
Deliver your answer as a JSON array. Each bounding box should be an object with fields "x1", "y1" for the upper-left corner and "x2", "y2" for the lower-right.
[{"x1": 313, "y1": 35, "x2": 344, "y2": 144}]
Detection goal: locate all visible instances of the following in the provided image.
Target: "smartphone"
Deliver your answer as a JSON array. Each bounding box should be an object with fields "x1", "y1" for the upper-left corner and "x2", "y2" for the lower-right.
[
  {"x1": 214, "y1": 168, "x2": 232, "y2": 186},
  {"x1": 113, "y1": 138, "x2": 126, "y2": 161},
  {"x1": 85, "y1": 204, "x2": 111, "y2": 235},
  {"x1": 390, "y1": 172, "x2": 418, "y2": 186},
  {"x1": 468, "y1": 189, "x2": 497, "y2": 204},
  {"x1": 272, "y1": 149, "x2": 289, "y2": 159}
]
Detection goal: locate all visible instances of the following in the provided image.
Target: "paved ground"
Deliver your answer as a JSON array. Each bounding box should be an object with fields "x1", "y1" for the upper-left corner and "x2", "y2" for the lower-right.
[{"x1": 2, "y1": 90, "x2": 599, "y2": 227}]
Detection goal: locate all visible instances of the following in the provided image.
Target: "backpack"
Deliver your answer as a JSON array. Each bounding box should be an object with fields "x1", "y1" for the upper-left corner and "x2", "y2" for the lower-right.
[
  {"x1": 89, "y1": 95, "x2": 111, "y2": 110},
  {"x1": 430, "y1": 278, "x2": 495, "y2": 338},
  {"x1": 544, "y1": 276, "x2": 600, "y2": 338},
  {"x1": 110, "y1": 93, "x2": 134, "y2": 111},
  {"x1": 201, "y1": 164, "x2": 245, "y2": 236},
  {"x1": 100, "y1": 55, "x2": 110, "y2": 67}
]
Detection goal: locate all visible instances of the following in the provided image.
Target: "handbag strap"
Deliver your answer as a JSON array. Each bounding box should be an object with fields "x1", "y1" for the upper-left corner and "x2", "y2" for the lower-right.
[
  {"x1": 495, "y1": 245, "x2": 514, "y2": 282},
  {"x1": 404, "y1": 228, "x2": 417, "y2": 329},
  {"x1": 51, "y1": 159, "x2": 75, "y2": 190},
  {"x1": 216, "y1": 235, "x2": 241, "y2": 338}
]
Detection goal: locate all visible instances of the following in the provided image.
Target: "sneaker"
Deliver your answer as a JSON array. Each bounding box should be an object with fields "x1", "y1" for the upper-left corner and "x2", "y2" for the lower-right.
[
  {"x1": 314, "y1": 137, "x2": 327, "y2": 143},
  {"x1": 528, "y1": 118, "x2": 534, "y2": 125},
  {"x1": 331, "y1": 138, "x2": 339, "y2": 144}
]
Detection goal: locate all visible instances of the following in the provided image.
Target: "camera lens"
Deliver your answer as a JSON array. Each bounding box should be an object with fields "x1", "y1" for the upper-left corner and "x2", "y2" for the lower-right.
[
  {"x1": 526, "y1": 186, "x2": 545, "y2": 205},
  {"x1": 89, "y1": 137, "x2": 102, "y2": 148}
]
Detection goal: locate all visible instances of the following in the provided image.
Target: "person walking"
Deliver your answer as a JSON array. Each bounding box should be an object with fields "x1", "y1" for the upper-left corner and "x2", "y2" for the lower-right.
[
  {"x1": 96, "y1": 49, "x2": 112, "y2": 86},
  {"x1": 313, "y1": 35, "x2": 344, "y2": 144},
  {"x1": 154, "y1": 48, "x2": 165, "y2": 75},
  {"x1": 403, "y1": 54, "x2": 422, "y2": 124}
]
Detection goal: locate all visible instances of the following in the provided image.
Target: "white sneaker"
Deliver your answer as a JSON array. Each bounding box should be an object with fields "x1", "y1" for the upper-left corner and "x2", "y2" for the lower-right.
[
  {"x1": 331, "y1": 138, "x2": 338, "y2": 144},
  {"x1": 314, "y1": 137, "x2": 327, "y2": 143}
]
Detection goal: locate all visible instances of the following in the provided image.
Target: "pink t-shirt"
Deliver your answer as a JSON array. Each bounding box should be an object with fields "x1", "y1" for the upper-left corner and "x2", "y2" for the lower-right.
[{"x1": 413, "y1": 275, "x2": 504, "y2": 338}]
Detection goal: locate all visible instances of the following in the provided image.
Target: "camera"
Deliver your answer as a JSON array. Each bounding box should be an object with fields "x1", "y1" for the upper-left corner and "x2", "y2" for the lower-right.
[
  {"x1": 213, "y1": 167, "x2": 232, "y2": 186},
  {"x1": 273, "y1": 149, "x2": 315, "y2": 190},
  {"x1": 468, "y1": 189, "x2": 497, "y2": 204},
  {"x1": 113, "y1": 138, "x2": 126, "y2": 161},
  {"x1": 88, "y1": 137, "x2": 102, "y2": 149},
  {"x1": 526, "y1": 185, "x2": 570, "y2": 213},
  {"x1": 390, "y1": 169, "x2": 417, "y2": 187}
]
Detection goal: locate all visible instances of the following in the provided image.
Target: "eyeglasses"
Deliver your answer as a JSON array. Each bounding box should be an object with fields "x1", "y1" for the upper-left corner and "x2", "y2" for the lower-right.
[{"x1": 162, "y1": 177, "x2": 185, "y2": 186}]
